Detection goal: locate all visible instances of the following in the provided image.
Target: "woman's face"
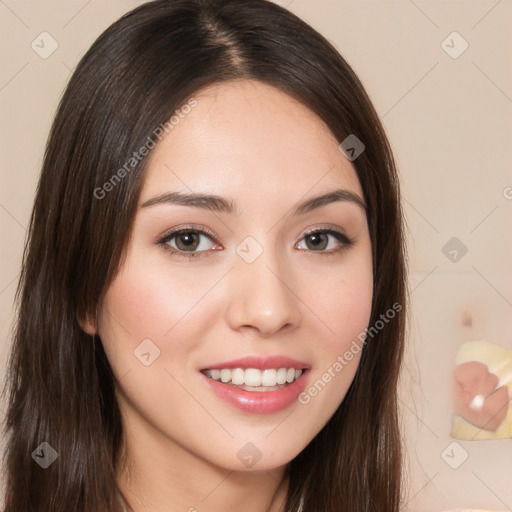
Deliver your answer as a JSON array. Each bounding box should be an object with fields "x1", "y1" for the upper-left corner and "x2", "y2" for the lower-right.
[{"x1": 94, "y1": 80, "x2": 373, "y2": 472}]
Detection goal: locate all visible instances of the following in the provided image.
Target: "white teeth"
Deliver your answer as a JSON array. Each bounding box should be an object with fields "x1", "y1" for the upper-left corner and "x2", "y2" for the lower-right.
[
  {"x1": 261, "y1": 369, "x2": 277, "y2": 387},
  {"x1": 202, "y1": 367, "x2": 304, "y2": 387},
  {"x1": 276, "y1": 368, "x2": 287, "y2": 385},
  {"x1": 231, "y1": 368, "x2": 245, "y2": 385},
  {"x1": 245, "y1": 368, "x2": 262, "y2": 387}
]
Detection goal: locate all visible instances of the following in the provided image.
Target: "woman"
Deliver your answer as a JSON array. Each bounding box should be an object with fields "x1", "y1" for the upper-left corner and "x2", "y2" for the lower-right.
[{"x1": 1, "y1": 0, "x2": 407, "y2": 510}]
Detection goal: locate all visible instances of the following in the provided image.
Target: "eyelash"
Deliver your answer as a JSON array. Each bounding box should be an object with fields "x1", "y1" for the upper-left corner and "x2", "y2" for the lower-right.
[{"x1": 157, "y1": 225, "x2": 355, "y2": 261}]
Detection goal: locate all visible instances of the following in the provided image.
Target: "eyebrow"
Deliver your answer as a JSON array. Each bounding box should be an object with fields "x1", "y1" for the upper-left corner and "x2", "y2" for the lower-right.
[{"x1": 140, "y1": 188, "x2": 366, "y2": 215}]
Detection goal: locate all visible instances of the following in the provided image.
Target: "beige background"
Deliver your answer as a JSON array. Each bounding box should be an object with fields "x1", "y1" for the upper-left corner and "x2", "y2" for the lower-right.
[{"x1": 1, "y1": 1, "x2": 511, "y2": 510}]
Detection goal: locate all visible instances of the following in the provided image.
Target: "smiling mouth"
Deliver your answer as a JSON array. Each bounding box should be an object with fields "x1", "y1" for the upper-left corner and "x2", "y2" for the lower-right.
[{"x1": 201, "y1": 367, "x2": 305, "y2": 392}]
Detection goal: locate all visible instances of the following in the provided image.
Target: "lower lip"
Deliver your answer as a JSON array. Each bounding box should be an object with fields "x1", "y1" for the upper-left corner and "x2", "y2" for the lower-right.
[{"x1": 200, "y1": 371, "x2": 309, "y2": 414}]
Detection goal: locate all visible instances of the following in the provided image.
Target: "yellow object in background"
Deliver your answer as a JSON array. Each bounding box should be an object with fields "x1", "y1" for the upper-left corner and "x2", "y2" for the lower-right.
[{"x1": 451, "y1": 340, "x2": 512, "y2": 440}]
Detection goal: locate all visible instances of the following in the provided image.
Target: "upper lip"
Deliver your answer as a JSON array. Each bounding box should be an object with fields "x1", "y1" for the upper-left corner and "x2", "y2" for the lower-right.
[{"x1": 199, "y1": 355, "x2": 310, "y2": 371}]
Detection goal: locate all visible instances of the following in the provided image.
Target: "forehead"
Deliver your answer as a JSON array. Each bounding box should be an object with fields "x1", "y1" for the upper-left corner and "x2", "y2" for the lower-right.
[{"x1": 140, "y1": 79, "x2": 363, "y2": 206}]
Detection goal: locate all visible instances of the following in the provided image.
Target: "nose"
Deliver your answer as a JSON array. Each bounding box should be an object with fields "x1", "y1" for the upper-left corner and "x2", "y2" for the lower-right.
[{"x1": 225, "y1": 244, "x2": 302, "y2": 337}]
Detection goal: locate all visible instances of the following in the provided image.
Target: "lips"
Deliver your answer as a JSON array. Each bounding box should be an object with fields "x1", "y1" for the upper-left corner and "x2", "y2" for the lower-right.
[
  {"x1": 199, "y1": 355, "x2": 310, "y2": 414},
  {"x1": 199, "y1": 355, "x2": 310, "y2": 371}
]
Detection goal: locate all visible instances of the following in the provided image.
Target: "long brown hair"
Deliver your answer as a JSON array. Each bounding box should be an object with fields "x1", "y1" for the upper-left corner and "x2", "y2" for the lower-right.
[{"x1": 1, "y1": 1, "x2": 407, "y2": 510}]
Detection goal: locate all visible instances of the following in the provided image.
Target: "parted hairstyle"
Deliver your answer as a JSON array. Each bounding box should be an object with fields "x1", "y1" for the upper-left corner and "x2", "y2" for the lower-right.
[{"x1": 1, "y1": 1, "x2": 407, "y2": 510}]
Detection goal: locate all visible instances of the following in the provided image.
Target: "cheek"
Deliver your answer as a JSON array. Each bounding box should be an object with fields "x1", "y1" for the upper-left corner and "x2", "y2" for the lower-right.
[
  {"x1": 97, "y1": 265, "x2": 185, "y2": 377},
  {"x1": 98, "y1": 254, "x2": 230, "y2": 386},
  {"x1": 305, "y1": 251, "x2": 374, "y2": 352},
  {"x1": 296, "y1": 247, "x2": 373, "y2": 413},
  {"x1": 102, "y1": 262, "x2": 217, "y2": 342},
  {"x1": 322, "y1": 277, "x2": 373, "y2": 343}
]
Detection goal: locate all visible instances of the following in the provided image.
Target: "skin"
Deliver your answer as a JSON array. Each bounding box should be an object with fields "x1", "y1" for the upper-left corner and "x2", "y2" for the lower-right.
[{"x1": 82, "y1": 79, "x2": 374, "y2": 512}]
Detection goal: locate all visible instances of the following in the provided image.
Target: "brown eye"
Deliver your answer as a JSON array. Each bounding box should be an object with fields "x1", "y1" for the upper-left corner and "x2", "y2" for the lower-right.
[
  {"x1": 304, "y1": 232, "x2": 329, "y2": 251},
  {"x1": 173, "y1": 231, "x2": 202, "y2": 251},
  {"x1": 296, "y1": 229, "x2": 354, "y2": 254},
  {"x1": 159, "y1": 228, "x2": 219, "y2": 259}
]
